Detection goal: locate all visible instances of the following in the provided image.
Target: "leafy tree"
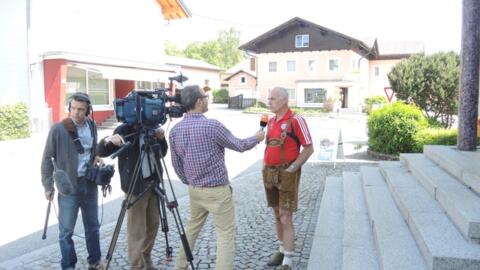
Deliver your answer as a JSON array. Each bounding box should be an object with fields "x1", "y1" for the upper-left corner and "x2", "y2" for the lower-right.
[
  {"x1": 166, "y1": 27, "x2": 244, "y2": 69},
  {"x1": 165, "y1": 40, "x2": 183, "y2": 57},
  {"x1": 216, "y1": 28, "x2": 243, "y2": 68},
  {"x1": 387, "y1": 52, "x2": 460, "y2": 128}
]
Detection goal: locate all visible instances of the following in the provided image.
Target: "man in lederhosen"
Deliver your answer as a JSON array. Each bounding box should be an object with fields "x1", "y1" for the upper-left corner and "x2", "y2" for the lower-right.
[{"x1": 262, "y1": 87, "x2": 314, "y2": 270}]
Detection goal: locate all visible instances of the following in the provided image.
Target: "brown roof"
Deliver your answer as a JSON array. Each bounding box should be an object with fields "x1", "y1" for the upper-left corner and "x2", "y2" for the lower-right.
[
  {"x1": 239, "y1": 17, "x2": 374, "y2": 58},
  {"x1": 224, "y1": 70, "x2": 256, "y2": 81},
  {"x1": 240, "y1": 17, "x2": 423, "y2": 59}
]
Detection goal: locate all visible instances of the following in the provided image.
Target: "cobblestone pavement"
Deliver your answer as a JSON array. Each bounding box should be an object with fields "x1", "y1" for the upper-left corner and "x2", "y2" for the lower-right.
[{"x1": 1, "y1": 162, "x2": 363, "y2": 270}]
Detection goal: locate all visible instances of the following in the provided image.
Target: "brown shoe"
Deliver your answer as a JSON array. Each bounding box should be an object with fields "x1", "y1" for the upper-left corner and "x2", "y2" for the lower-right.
[
  {"x1": 267, "y1": 251, "x2": 284, "y2": 266},
  {"x1": 276, "y1": 265, "x2": 292, "y2": 270}
]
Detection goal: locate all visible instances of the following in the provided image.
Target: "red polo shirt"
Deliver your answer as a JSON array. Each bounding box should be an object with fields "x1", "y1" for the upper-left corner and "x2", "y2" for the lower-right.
[{"x1": 264, "y1": 109, "x2": 312, "y2": 165}]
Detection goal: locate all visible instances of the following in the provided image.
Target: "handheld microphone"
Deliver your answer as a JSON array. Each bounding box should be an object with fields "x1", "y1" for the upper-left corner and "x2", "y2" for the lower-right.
[
  {"x1": 51, "y1": 157, "x2": 73, "y2": 196},
  {"x1": 111, "y1": 141, "x2": 132, "y2": 159},
  {"x1": 260, "y1": 114, "x2": 269, "y2": 131}
]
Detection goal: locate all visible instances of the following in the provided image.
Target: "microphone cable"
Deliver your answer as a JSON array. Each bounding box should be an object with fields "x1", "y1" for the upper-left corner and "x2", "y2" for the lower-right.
[{"x1": 47, "y1": 191, "x2": 107, "y2": 240}]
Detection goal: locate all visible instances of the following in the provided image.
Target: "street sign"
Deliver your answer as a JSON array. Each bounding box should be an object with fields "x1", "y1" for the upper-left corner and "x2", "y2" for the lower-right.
[{"x1": 384, "y1": 87, "x2": 395, "y2": 102}]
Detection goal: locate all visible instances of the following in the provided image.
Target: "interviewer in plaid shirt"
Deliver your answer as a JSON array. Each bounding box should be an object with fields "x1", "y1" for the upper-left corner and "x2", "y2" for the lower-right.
[{"x1": 169, "y1": 85, "x2": 265, "y2": 270}]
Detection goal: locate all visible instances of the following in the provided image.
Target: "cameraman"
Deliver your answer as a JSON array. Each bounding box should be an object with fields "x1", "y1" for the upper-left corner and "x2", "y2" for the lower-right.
[
  {"x1": 169, "y1": 85, "x2": 265, "y2": 270},
  {"x1": 96, "y1": 123, "x2": 167, "y2": 270},
  {"x1": 41, "y1": 92, "x2": 104, "y2": 270}
]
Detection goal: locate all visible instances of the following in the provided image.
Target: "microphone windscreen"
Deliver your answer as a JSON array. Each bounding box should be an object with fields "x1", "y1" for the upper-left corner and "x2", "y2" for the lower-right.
[
  {"x1": 260, "y1": 114, "x2": 269, "y2": 128},
  {"x1": 54, "y1": 170, "x2": 73, "y2": 195}
]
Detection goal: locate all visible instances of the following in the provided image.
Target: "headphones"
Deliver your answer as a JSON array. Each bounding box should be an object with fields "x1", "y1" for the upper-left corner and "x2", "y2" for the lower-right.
[{"x1": 68, "y1": 92, "x2": 92, "y2": 116}]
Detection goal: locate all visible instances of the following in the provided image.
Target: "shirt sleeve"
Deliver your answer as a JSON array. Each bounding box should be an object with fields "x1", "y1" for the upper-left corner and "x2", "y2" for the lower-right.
[
  {"x1": 40, "y1": 126, "x2": 56, "y2": 192},
  {"x1": 213, "y1": 120, "x2": 258, "y2": 152},
  {"x1": 168, "y1": 131, "x2": 187, "y2": 184},
  {"x1": 293, "y1": 115, "x2": 313, "y2": 146}
]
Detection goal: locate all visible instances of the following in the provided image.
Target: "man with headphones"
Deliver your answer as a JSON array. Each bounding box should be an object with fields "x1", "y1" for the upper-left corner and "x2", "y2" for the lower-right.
[{"x1": 41, "y1": 92, "x2": 105, "y2": 270}]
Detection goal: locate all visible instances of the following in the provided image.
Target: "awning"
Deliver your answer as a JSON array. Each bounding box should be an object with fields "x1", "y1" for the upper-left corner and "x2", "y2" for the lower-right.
[
  {"x1": 71, "y1": 63, "x2": 179, "y2": 82},
  {"x1": 156, "y1": 0, "x2": 191, "y2": 20}
]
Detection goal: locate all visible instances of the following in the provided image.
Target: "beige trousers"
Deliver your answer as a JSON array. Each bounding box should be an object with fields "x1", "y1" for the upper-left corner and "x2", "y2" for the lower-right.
[
  {"x1": 127, "y1": 189, "x2": 160, "y2": 270},
  {"x1": 176, "y1": 185, "x2": 235, "y2": 270}
]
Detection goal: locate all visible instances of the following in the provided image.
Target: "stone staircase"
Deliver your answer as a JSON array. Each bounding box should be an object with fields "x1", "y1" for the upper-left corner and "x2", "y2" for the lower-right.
[
  {"x1": 98, "y1": 113, "x2": 120, "y2": 129},
  {"x1": 308, "y1": 145, "x2": 480, "y2": 270}
]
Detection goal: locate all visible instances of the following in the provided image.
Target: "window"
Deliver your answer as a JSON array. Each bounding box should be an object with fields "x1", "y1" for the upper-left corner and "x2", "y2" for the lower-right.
[
  {"x1": 66, "y1": 66, "x2": 110, "y2": 106},
  {"x1": 88, "y1": 71, "x2": 109, "y2": 104},
  {"x1": 136, "y1": 81, "x2": 151, "y2": 89},
  {"x1": 269, "y1": 62, "x2": 277, "y2": 72},
  {"x1": 287, "y1": 60, "x2": 296, "y2": 72},
  {"x1": 136, "y1": 81, "x2": 162, "y2": 89},
  {"x1": 240, "y1": 76, "x2": 246, "y2": 83},
  {"x1": 295, "y1": 34, "x2": 310, "y2": 48},
  {"x1": 286, "y1": 88, "x2": 296, "y2": 99},
  {"x1": 374, "y1": 66, "x2": 380, "y2": 76},
  {"x1": 329, "y1": 59, "x2": 339, "y2": 71},
  {"x1": 304, "y1": 88, "x2": 326, "y2": 103},
  {"x1": 307, "y1": 60, "x2": 317, "y2": 72}
]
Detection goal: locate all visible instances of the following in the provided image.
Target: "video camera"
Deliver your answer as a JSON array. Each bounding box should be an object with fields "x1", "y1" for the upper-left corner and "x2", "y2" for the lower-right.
[{"x1": 114, "y1": 75, "x2": 187, "y2": 128}]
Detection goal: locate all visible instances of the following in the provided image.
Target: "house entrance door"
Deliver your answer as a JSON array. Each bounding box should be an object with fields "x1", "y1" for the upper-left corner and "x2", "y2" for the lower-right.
[{"x1": 340, "y1": 87, "x2": 348, "y2": 108}]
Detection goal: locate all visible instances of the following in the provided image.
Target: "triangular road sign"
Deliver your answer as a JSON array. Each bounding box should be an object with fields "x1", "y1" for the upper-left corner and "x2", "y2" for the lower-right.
[{"x1": 384, "y1": 87, "x2": 395, "y2": 102}]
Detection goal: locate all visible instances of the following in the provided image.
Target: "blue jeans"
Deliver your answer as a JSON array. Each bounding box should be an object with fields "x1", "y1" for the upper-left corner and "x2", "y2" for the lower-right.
[{"x1": 58, "y1": 179, "x2": 101, "y2": 269}]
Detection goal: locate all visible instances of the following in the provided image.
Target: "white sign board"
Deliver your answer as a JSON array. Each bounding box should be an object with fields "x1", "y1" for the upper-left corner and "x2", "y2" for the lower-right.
[{"x1": 313, "y1": 128, "x2": 342, "y2": 164}]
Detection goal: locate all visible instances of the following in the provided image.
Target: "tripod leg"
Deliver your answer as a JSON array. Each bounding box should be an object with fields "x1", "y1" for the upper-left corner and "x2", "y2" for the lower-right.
[
  {"x1": 148, "y1": 141, "x2": 196, "y2": 269},
  {"x1": 167, "y1": 203, "x2": 195, "y2": 270},
  {"x1": 105, "y1": 199, "x2": 129, "y2": 270},
  {"x1": 155, "y1": 190, "x2": 173, "y2": 259},
  {"x1": 105, "y1": 139, "x2": 148, "y2": 269}
]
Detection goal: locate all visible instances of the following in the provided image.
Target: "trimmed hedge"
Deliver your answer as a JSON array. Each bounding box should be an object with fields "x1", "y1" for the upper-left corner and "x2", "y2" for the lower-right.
[
  {"x1": 212, "y1": 89, "x2": 229, "y2": 103},
  {"x1": 0, "y1": 103, "x2": 31, "y2": 141},
  {"x1": 368, "y1": 102, "x2": 427, "y2": 155},
  {"x1": 364, "y1": 95, "x2": 387, "y2": 114},
  {"x1": 413, "y1": 128, "x2": 480, "y2": 152}
]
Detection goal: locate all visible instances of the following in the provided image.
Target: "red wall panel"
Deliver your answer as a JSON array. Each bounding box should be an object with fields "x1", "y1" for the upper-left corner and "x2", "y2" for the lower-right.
[{"x1": 43, "y1": 59, "x2": 67, "y2": 122}]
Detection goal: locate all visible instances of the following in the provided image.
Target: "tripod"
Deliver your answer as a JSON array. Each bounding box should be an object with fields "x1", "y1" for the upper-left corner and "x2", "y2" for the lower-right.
[{"x1": 104, "y1": 128, "x2": 195, "y2": 269}]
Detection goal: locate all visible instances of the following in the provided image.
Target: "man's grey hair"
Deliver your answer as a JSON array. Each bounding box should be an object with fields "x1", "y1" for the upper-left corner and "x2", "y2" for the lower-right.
[
  {"x1": 181, "y1": 85, "x2": 203, "y2": 111},
  {"x1": 272, "y1": 87, "x2": 289, "y2": 99}
]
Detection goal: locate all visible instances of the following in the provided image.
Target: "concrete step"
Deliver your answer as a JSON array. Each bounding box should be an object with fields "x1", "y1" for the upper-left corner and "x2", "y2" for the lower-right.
[
  {"x1": 423, "y1": 145, "x2": 480, "y2": 195},
  {"x1": 379, "y1": 161, "x2": 480, "y2": 270},
  {"x1": 308, "y1": 176, "x2": 343, "y2": 270},
  {"x1": 342, "y1": 172, "x2": 379, "y2": 270},
  {"x1": 360, "y1": 166, "x2": 427, "y2": 270},
  {"x1": 401, "y1": 153, "x2": 480, "y2": 242}
]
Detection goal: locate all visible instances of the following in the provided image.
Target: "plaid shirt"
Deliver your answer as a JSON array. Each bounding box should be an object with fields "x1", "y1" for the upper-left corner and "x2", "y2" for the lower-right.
[{"x1": 169, "y1": 113, "x2": 258, "y2": 187}]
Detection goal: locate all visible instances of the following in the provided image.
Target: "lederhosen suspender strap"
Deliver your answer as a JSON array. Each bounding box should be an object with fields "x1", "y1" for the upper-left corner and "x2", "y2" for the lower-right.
[
  {"x1": 265, "y1": 113, "x2": 295, "y2": 167},
  {"x1": 280, "y1": 116, "x2": 293, "y2": 165}
]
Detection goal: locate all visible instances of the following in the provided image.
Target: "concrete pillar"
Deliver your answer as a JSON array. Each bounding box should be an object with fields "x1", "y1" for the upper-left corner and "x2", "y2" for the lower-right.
[{"x1": 458, "y1": 0, "x2": 480, "y2": 151}]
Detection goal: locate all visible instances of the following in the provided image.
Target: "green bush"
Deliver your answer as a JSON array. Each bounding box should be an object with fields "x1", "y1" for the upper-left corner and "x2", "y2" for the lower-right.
[
  {"x1": 426, "y1": 116, "x2": 443, "y2": 128},
  {"x1": 364, "y1": 96, "x2": 387, "y2": 114},
  {"x1": 0, "y1": 103, "x2": 31, "y2": 141},
  {"x1": 212, "y1": 89, "x2": 229, "y2": 103},
  {"x1": 413, "y1": 128, "x2": 480, "y2": 152},
  {"x1": 368, "y1": 102, "x2": 427, "y2": 155},
  {"x1": 257, "y1": 101, "x2": 267, "y2": 108}
]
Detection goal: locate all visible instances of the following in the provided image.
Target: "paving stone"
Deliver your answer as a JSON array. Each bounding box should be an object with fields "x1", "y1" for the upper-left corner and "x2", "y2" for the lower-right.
[{"x1": 1, "y1": 163, "x2": 364, "y2": 269}]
